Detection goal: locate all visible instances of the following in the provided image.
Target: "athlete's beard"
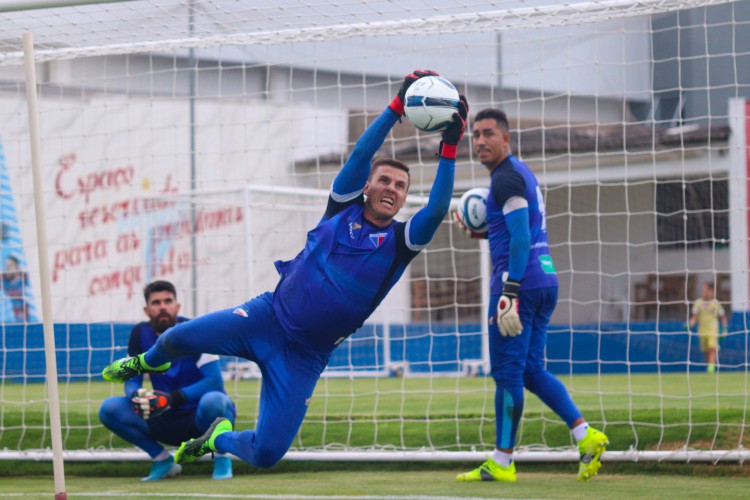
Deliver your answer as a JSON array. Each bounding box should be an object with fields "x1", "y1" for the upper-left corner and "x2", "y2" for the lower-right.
[{"x1": 151, "y1": 313, "x2": 177, "y2": 334}]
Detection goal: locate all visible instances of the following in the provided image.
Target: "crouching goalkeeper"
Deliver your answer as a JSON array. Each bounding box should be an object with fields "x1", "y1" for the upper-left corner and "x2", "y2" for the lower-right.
[{"x1": 99, "y1": 280, "x2": 236, "y2": 481}]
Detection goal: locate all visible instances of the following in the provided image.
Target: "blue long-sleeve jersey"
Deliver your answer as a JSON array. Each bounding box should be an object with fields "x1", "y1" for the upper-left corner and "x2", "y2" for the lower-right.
[
  {"x1": 486, "y1": 154, "x2": 558, "y2": 294},
  {"x1": 272, "y1": 106, "x2": 455, "y2": 353}
]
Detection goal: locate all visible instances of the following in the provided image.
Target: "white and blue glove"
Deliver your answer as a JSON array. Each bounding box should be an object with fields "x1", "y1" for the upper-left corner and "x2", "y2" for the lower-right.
[{"x1": 497, "y1": 280, "x2": 523, "y2": 337}]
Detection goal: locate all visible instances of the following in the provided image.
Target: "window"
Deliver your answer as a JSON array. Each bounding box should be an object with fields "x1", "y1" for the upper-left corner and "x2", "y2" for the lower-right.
[
  {"x1": 656, "y1": 177, "x2": 729, "y2": 249},
  {"x1": 654, "y1": 94, "x2": 684, "y2": 126}
]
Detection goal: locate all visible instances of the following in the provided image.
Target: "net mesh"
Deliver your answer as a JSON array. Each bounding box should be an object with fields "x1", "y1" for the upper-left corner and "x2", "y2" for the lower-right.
[{"x1": 0, "y1": 0, "x2": 748, "y2": 461}]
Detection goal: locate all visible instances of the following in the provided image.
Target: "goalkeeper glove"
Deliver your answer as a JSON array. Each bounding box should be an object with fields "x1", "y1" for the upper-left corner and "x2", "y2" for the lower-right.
[
  {"x1": 388, "y1": 69, "x2": 440, "y2": 116},
  {"x1": 439, "y1": 95, "x2": 469, "y2": 160},
  {"x1": 451, "y1": 209, "x2": 486, "y2": 239},
  {"x1": 497, "y1": 280, "x2": 523, "y2": 337},
  {"x1": 131, "y1": 388, "x2": 172, "y2": 420}
]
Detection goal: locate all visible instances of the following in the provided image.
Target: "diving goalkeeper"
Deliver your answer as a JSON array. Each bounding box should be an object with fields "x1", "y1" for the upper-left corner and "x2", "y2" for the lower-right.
[
  {"x1": 102, "y1": 71, "x2": 469, "y2": 469},
  {"x1": 99, "y1": 280, "x2": 236, "y2": 481}
]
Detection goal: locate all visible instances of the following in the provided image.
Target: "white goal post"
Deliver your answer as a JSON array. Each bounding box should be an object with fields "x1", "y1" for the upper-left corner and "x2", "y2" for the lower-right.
[{"x1": 1, "y1": 0, "x2": 749, "y2": 467}]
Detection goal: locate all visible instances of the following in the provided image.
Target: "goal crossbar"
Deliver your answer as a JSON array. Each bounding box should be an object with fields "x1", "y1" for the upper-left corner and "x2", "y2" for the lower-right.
[{"x1": 0, "y1": 0, "x2": 737, "y2": 66}]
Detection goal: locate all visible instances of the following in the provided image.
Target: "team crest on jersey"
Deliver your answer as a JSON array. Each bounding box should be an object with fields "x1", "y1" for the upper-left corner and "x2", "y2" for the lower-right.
[
  {"x1": 370, "y1": 233, "x2": 387, "y2": 247},
  {"x1": 232, "y1": 307, "x2": 248, "y2": 317}
]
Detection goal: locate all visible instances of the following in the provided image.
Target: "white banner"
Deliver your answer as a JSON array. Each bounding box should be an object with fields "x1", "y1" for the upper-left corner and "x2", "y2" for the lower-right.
[{"x1": 1, "y1": 94, "x2": 346, "y2": 322}]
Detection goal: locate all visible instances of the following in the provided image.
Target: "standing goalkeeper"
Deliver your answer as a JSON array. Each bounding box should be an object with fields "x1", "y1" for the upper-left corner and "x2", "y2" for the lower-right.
[
  {"x1": 453, "y1": 108, "x2": 608, "y2": 483},
  {"x1": 102, "y1": 71, "x2": 468, "y2": 470},
  {"x1": 689, "y1": 281, "x2": 728, "y2": 373},
  {"x1": 99, "y1": 280, "x2": 236, "y2": 481}
]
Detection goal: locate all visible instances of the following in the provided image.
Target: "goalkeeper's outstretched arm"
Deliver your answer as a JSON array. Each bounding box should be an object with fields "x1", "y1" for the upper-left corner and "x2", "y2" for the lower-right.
[
  {"x1": 408, "y1": 95, "x2": 468, "y2": 246},
  {"x1": 332, "y1": 107, "x2": 399, "y2": 197},
  {"x1": 408, "y1": 155, "x2": 454, "y2": 246},
  {"x1": 332, "y1": 70, "x2": 442, "y2": 198}
]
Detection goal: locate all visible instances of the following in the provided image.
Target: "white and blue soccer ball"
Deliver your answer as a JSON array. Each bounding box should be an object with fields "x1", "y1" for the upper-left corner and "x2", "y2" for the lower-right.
[
  {"x1": 458, "y1": 187, "x2": 489, "y2": 234},
  {"x1": 404, "y1": 76, "x2": 460, "y2": 132}
]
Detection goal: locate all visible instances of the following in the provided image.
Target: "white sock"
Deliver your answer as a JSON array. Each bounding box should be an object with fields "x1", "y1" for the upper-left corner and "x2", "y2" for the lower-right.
[
  {"x1": 153, "y1": 450, "x2": 171, "y2": 462},
  {"x1": 572, "y1": 422, "x2": 589, "y2": 442},
  {"x1": 492, "y1": 449, "x2": 513, "y2": 467}
]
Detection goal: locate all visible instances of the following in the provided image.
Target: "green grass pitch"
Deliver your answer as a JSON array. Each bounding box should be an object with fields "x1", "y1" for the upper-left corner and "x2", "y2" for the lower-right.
[
  {"x1": 2, "y1": 372, "x2": 749, "y2": 498},
  {"x1": 2, "y1": 371, "x2": 748, "y2": 452}
]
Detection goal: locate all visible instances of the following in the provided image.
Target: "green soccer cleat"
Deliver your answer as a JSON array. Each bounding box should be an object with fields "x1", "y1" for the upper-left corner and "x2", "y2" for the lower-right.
[
  {"x1": 102, "y1": 354, "x2": 170, "y2": 383},
  {"x1": 175, "y1": 417, "x2": 233, "y2": 465},
  {"x1": 456, "y1": 457, "x2": 517, "y2": 482},
  {"x1": 577, "y1": 427, "x2": 609, "y2": 481}
]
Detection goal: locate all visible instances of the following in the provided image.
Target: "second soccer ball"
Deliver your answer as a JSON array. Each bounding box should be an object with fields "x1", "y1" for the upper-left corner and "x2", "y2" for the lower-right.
[
  {"x1": 458, "y1": 187, "x2": 489, "y2": 235},
  {"x1": 404, "y1": 76, "x2": 460, "y2": 132}
]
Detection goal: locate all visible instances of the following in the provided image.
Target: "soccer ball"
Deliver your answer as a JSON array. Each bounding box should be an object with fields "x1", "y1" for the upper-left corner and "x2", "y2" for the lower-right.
[
  {"x1": 403, "y1": 76, "x2": 460, "y2": 132},
  {"x1": 457, "y1": 187, "x2": 489, "y2": 234}
]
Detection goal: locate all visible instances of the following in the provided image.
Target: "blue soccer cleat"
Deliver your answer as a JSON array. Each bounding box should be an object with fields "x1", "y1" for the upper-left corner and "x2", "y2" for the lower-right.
[
  {"x1": 212, "y1": 455, "x2": 233, "y2": 480},
  {"x1": 141, "y1": 455, "x2": 181, "y2": 482}
]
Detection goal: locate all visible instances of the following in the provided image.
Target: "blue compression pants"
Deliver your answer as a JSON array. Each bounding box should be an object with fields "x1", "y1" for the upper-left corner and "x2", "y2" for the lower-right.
[
  {"x1": 489, "y1": 286, "x2": 582, "y2": 450},
  {"x1": 99, "y1": 391, "x2": 235, "y2": 458},
  {"x1": 143, "y1": 292, "x2": 329, "y2": 468}
]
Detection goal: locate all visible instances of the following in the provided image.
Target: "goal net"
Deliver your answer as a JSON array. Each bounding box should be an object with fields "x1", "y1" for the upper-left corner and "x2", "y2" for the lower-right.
[{"x1": 1, "y1": 0, "x2": 748, "y2": 464}]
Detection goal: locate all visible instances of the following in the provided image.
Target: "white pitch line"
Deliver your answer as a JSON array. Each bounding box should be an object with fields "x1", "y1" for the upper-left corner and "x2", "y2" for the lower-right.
[{"x1": 39, "y1": 493, "x2": 524, "y2": 500}]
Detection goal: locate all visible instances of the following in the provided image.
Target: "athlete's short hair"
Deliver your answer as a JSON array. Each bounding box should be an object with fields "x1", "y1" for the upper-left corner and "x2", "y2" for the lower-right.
[
  {"x1": 370, "y1": 158, "x2": 411, "y2": 184},
  {"x1": 474, "y1": 108, "x2": 510, "y2": 132},
  {"x1": 143, "y1": 280, "x2": 177, "y2": 304}
]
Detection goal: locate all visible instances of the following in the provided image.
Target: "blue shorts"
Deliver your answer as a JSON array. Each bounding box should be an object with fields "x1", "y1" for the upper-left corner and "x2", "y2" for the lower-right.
[{"x1": 488, "y1": 286, "x2": 558, "y2": 383}]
